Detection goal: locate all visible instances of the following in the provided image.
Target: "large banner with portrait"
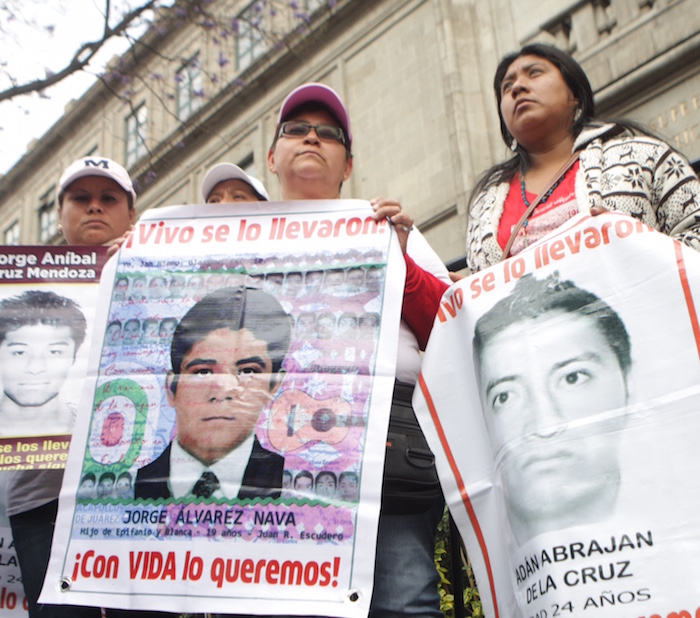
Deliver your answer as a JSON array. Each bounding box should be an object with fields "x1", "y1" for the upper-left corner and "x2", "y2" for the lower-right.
[
  {"x1": 415, "y1": 212, "x2": 700, "y2": 618},
  {"x1": 42, "y1": 200, "x2": 404, "y2": 617},
  {"x1": 0, "y1": 246, "x2": 107, "y2": 616}
]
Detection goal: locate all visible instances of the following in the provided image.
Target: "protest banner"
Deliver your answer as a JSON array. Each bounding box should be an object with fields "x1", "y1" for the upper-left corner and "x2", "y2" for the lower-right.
[
  {"x1": 0, "y1": 245, "x2": 107, "y2": 617},
  {"x1": 42, "y1": 200, "x2": 404, "y2": 617},
  {"x1": 414, "y1": 212, "x2": 700, "y2": 618}
]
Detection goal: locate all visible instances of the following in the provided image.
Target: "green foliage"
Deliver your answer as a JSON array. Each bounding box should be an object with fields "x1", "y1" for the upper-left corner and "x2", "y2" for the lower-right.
[{"x1": 435, "y1": 509, "x2": 483, "y2": 618}]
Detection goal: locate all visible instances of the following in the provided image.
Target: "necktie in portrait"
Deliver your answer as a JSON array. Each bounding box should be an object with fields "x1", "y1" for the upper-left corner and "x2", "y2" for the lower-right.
[{"x1": 192, "y1": 471, "x2": 220, "y2": 498}]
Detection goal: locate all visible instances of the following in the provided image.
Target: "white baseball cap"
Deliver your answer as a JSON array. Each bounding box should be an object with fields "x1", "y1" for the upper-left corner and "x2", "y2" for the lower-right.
[
  {"x1": 59, "y1": 157, "x2": 137, "y2": 205},
  {"x1": 201, "y1": 163, "x2": 270, "y2": 202},
  {"x1": 278, "y1": 83, "x2": 352, "y2": 147}
]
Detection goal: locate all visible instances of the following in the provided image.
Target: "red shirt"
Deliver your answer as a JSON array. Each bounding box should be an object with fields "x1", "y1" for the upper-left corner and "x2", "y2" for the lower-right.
[{"x1": 497, "y1": 160, "x2": 580, "y2": 254}]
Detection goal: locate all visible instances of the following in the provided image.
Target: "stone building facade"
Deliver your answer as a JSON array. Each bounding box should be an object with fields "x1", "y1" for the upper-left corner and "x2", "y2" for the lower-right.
[{"x1": 0, "y1": 0, "x2": 698, "y2": 266}]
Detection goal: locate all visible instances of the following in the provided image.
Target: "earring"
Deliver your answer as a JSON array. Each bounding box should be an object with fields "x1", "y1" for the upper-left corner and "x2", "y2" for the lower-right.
[
  {"x1": 510, "y1": 137, "x2": 518, "y2": 152},
  {"x1": 574, "y1": 107, "x2": 582, "y2": 122}
]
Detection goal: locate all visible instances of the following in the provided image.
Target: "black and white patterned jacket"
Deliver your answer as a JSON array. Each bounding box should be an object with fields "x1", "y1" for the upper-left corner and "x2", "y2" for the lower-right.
[{"x1": 466, "y1": 122, "x2": 700, "y2": 272}]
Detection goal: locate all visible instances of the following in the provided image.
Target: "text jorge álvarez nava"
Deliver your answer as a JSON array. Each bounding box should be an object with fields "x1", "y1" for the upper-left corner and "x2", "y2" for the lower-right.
[
  {"x1": 0, "y1": 251, "x2": 98, "y2": 280},
  {"x1": 79, "y1": 506, "x2": 345, "y2": 542},
  {"x1": 72, "y1": 506, "x2": 346, "y2": 588}
]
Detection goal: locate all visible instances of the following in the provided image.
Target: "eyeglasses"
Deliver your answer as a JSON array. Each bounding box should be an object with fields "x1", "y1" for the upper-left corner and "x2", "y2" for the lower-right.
[{"x1": 278, "y1": 121, "x2": 346, "y2": 145}]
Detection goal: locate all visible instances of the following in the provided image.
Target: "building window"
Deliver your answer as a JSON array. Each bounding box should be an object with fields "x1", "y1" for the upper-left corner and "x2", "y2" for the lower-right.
[
  {"x1": 38, "y1": 187, "x2": 58, "y2": 243},
  {"x1": 239, "y1": 154, "x2": 256, "y2": 178},
  {"x1": 237, "y1": 3, "x2": 267, "y2": 72},
  {"x1": 125, "y1": 104, "x2": 148, "y2": 167},
  {"x1": 4, "y1": 221, "x2": 20, "y2": 246},
  {"x1": 176, "y1": 55, "x2": 203, "y2": 121}
]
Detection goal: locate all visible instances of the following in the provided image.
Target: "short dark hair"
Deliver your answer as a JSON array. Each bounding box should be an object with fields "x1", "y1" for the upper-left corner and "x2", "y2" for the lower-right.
[
  {"x1": 339, "y1": 471, "x2": 358, "y2": 484},
  {"x1": 142, "y1": 318, "x2": 159, "y2": 331},
  {"x1": 297, "y1": 311, "x2": 316, "y2": 323},
  {"x1": 315, "y1": 470, "x2": 337, "y2": 488},
  {"x1": 80, "y1": 472, "x2": 96, "y2": 484},
  {"x1": 99, "y1": 472, "x2": 116, "y2": 483},
  {"x1": 316, "y1": 311, "x2": 336, "y2": 327},
  {"x1": 0, "y1": 291, "x2": 87, "y2": 352},
  {"x1": 117, "y1": 472, "x2": 132, "y2": 483},
  {"x1": 170, "y1": 286, "x2": 291, "y2": 380},
  {"x1": 339, "y1": 312, "x2": 357, "y2": 325},
  {"x1": 473, "y1": 272, "x2": 631, "y2": 378},
  {"x1": 159, "y1": 317, "x2": 178, "y2": 334},
  {"x1": 359, "y1": 312, "x2": 380, "y2": 329},
  {"x1": 294, "y1": 470, "x2": 314, "y2": 487}
]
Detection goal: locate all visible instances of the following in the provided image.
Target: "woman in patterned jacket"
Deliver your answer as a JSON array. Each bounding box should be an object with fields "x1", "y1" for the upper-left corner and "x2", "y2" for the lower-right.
[{"x1": 401, "y1": 43, "x2": 700, "y2": 344}]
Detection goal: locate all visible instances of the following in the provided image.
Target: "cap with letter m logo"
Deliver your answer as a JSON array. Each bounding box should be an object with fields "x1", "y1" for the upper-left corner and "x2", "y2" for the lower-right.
[
  {"x1": 83, "y1": 159, "x2": 110, "y2": 170},
  {"x1": 58, "y1": 156, "x2": 136, "y2": 204}
]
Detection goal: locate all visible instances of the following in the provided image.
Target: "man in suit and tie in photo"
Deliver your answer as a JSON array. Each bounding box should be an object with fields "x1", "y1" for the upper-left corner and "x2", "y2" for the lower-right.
[{"x1": 134, "y1": 286, "x2": 291, "y2": 501}]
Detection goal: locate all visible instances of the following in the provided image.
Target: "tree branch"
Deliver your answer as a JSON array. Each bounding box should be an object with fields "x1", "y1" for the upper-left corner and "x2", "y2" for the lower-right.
[{"x1": 0, "y1": 0, "x2": 159, "y2": 103}]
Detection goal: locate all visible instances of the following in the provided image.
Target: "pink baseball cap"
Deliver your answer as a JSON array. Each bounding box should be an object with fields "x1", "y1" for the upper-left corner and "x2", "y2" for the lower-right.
[
  {"x1": 278, "y1": 83, "x2": 352, "y2": 146},
  {"x1": 201, "y1": 163, "x2": 270, "y2": 202},
  {"x1": 59, "y1": 157, "x2": 137, "y2": 205}
]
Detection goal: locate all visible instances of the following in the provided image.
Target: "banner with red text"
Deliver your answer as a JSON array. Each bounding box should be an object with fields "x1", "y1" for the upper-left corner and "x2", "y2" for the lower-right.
[
  {"x1": 0, "y1": 246, "x2": 107, "y2": 616},
  {"x1": 415, "y1": 212, "x2": 700, "y2": 618},
  {"x1": 42, "y1": 200, "x2": 403, "y2": 617}
]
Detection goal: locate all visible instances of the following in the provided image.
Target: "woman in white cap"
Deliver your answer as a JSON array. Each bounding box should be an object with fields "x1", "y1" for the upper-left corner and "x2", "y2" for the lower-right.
[
  {"x1": 7, "y1": 157, "x2": 169, "y2": 618},
  {"x1": 57, "y1": 156, "x2": 136, "y2": 248},
  {"x1": 201, "y1": 162, "x2": 269, "y2": 203}
]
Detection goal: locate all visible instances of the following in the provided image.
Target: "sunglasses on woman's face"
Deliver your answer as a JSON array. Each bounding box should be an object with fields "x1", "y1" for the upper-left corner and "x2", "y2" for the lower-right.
[{"x1": 278, "y1": 121, "x2": 346, "y2": 145}]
